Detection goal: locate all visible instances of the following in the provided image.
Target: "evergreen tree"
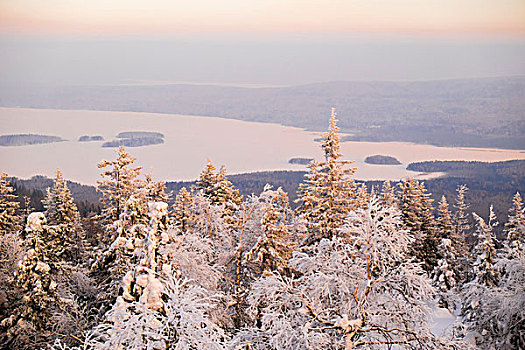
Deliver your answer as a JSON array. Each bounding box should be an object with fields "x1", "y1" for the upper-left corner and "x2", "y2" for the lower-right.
[
  {"x1": 172, "y1": 187, "x2": 195, "y2": 233},
  {"x1": 296, "y1": 108, "x2": 357, "y2": 243},
  {"x1": 4, "y1": 213, "x2": 64, "y2": 340},
  {"x1": 355, "y1": 183, "x2": 370, "y2": 210},
  {"x1": 0, "y1": 173, "x2": 21, "y2": 235},
  {"x1": 196, "y1": 160, "x2": 242, "y2": 230},
  {"x1": 453, "y1": 184, "x2": 471, "y2": 251},
  {"x1": 432, "y1": 238, "x2": 459, "y2": 310},
  {"x1": 398, "y1": 178, "x2": 439, "y2": 273},
  {"x1": 472, "y1": 207, "x2": 499, "y2": 287},
  {"x1": 97, "y1": 146, "x2": 143, "y2": 237},
  {"x1": 504, "y1": 192, "x2": 525, "y2": 260},
  {"x1": 380, "y1": 179, "x2": 396, "y2": 207},
  {"x1": 144, "y1": 174, "x2": 168, "y2": 203},
  {"x1": 245, "y1": 186, "x2": 295, "y2": 275},
  {"x1": 436, "y1": 196, "x2": 454, "y2": 239},
  {"x1": 43, "y1": 168, "x2": 83, "y2": 261}
]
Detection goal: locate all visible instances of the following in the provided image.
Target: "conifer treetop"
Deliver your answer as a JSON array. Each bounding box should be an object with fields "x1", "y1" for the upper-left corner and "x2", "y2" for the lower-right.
[{"x1": 322, "y1": 107, "x2": 343, "y2": 161}]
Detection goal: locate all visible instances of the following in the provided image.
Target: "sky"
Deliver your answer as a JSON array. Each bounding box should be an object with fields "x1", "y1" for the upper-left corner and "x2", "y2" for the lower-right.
[
  {"x1": 0, "y1": 1, "x2": 524, "y2": 86},
  {"x1": 1, "y1": 0, "x2": 524, "y2": 36}
]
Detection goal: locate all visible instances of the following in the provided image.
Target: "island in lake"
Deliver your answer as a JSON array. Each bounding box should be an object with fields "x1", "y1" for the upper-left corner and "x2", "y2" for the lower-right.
[
  {"x1": 78, "y1": 135, "x2": 104, "y2": 142},
  {"x1": 364, "y1": 155, "x2": 402, "y2": 165},
  {"x1": 288, "y1": 157, "x2": 314, "y2": 165},
  {"x1": 0, "y1": 134, "x2": 64, "y2": 146},
  {"x1": 102, "y1": 131, "x2": 165, "y2": 148}
]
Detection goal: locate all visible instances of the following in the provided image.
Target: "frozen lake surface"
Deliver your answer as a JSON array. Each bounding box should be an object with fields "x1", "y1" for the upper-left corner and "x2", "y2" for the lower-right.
[{"x1": 1, "y1": 108, "x2": 523, "y2": 185}]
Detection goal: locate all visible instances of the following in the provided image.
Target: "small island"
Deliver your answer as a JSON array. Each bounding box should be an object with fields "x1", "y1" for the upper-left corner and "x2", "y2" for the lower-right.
[
  {"x1": 288, "y1": 157, "x2": 314, "y2": 165},
  {"x1": 0, "y1": 134, "x2": 64, "y2": 146},
  {"x1": 102, "y1": 131, "x2": 165, "y2": 148},
  {"x1": 78, "y1": 135, "x2": 104, "y2": 142},
  {"x1": 364, "y1": 155, "x2": 402, "y2": 165},
  {"x1": 117, "y1": 131, "x2": 164, "y2": 139}
]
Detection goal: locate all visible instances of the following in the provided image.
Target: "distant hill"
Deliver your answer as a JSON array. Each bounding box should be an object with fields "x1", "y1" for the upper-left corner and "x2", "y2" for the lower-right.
[{"x1": 1, "y1": 76, "x2": 524, "y2": 149}]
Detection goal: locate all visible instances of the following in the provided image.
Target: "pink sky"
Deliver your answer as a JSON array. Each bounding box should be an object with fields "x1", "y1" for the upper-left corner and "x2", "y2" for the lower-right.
[{"x1": 1, "y1": 0, "x2": 524, "y2": 36}]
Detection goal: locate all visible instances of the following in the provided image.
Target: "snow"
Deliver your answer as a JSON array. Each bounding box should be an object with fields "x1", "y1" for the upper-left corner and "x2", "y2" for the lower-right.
[
  {"x1": 25, "y1": 212, "x2": 46, "y2": 231},
  {"x1": 430, "y1": 305, "x2": 457, "y2": 337}
]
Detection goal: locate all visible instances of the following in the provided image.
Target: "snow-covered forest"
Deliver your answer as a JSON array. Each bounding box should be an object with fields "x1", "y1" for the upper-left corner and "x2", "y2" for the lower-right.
[{"x1": 0, "y1": 109, "x2": 523, "y2": 349}]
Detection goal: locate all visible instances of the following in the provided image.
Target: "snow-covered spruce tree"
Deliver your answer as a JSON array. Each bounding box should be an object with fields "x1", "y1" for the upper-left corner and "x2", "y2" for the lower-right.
[
  {"x1": 87, "y1": 273, "x2": 228, "y2": 350},
  {"x1": 432, "y1": 196, "x2": 463, "y2": 298},
  {"x1": 43, "y1": 168, "x2": 84, "y2": 262},
  {"x1": 460, "y1": 207, "x2": 499, "y2": 331},
  {"x1": 90, "y1": 201, "x2": 229, "y2": 350},
  {"x1": 1, "y1": 213, "x2": 66, "y2": 347},
  {"x1": 460, "y1": 205, "x2": 524, "y2": 349},
  {"x1": 172, "y1": 187, "x2": 196, "y2": 233},
  {"x1": 379, "y1": 180, "x2": 396, "y2": 207},
  {"x1": 436, "y1": 196, "x2": 454, "y2": 240},
  {"x1": 453, "y1": 185, "x2": 470, "y2": 254},
  {"x1": 196, "y1": 160, "x2": 243, "y2": 231},
  {"x1": 233, "y1": 197, "x2": 466, "y2": 349},
  {"x1": 471, "y1": 207, "x2": 499, "y2": 288},
  {"x1": 432, "y1": 238, "x2": 460, "y2": 310},
  {"x1": 355, "y1": 184, "x2": 370, "y2": 210},
  {"x1": 504, "y1": 192, "x2": 525, "y2": 260},
  {"x1": 398, "y1": 178, "x2": 439, "y2": 273},
  {"x1": 0, "y1": 172, "x2": 22, "y2": 236},
  {"x1": 244, "y1": 186, "x2": 296, "y2": 276},
  {"x1": 296, "y1": 108, "x2": 357, "y2": 244},
  {"x1": 97, "y1": 146, "x2": 143, "y2": 240},
  {"x1": 144, "y1": 174, "x2": 168, "y2": 203}
]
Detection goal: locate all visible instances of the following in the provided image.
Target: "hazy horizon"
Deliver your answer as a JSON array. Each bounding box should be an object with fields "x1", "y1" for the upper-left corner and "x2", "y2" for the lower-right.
[{"x1": 1, "y1": 35, "x2": 525, "y2": 88}]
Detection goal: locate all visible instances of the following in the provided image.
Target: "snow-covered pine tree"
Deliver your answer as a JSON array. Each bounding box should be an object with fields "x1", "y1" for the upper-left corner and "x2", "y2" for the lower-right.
[
  {"x1": 296, "y1": 108, "x2": 357, "y2": 244},
  {"x1": 398, "y1": 178, "x2": 439, "y2": 273},
  {"x1": 97, "y1": 146, "x2": 143, "y2": 240},
  {"x1": 43, "y1": 168, "x2": 84, "y2": 262},
  {"x1": 504, "y1": 192, "x2": 525, "y2": 260},
  {"x1": 0, "y1": 173, "x2": 21, "y2": 235},
  {"x1": 233, "y1": 197, "x2": 466, "y2": 349}
]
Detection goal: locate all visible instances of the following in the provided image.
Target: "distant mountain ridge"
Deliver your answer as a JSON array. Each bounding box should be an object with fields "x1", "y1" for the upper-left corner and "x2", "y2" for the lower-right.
[{"x1": 1, "y1": 76, "x2": 524, "y2": 149}]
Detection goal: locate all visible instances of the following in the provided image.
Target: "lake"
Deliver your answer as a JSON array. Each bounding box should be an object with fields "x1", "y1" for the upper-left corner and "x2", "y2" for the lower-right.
[{"x1": 1, "y1": 107, "x2": 523, "y2": 185}]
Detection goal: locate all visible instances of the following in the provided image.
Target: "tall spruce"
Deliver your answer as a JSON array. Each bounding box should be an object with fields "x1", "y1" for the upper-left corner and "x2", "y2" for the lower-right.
[
  {"x1": 195, "y1": 160, "x2": 242, "y2": 230},
  {"x1": 43, "y1": 169, "x2": 83, "y2": 261},
  {"x1": 296, "y1": 108, "x2": 357, "y2": 243},
  {"x1": 504, "y1": 192, "x2": 525, "y2": 259},
  {"x1": 97, "y1": 146, "x2": 143, "y2": 238},
  {"x1": 398, "y1": 178, "x2": 439, "y2": 273},
  {"x1": 0, "y1": 173, "x2": 21, "y2": 235},
  {"x1": 472, "y1": 207, "x2": 499, "y2": 287},
  {"x1": 245, "y1": 186, "x2": 295, "y2": 275},
  {"x1": 454, "y1": 185, "x2": 471, "y2": 249}
]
